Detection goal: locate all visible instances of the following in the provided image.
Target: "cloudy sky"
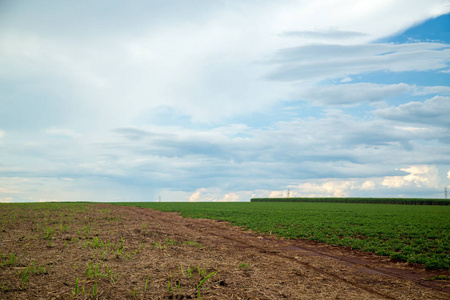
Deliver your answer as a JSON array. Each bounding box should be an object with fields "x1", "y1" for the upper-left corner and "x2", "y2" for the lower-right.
[{"x1": 1, "y1": 1, "x2": 450, "y2": 202}]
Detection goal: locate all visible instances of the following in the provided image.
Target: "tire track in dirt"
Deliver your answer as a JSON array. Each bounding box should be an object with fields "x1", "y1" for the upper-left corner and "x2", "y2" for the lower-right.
[{"x1": 109, "y1": 205, "x2": 450, "y2": 299}]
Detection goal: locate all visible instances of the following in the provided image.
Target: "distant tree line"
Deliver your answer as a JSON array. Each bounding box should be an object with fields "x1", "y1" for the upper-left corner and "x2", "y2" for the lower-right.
[{"x1": 250, "y1": 197, "x2": 450, "y2": 205}]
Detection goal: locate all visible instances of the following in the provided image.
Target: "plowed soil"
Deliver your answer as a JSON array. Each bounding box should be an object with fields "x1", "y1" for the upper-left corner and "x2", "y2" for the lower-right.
[{"x1": 0, "y1": 203, "x2": 449, "y2": 299}]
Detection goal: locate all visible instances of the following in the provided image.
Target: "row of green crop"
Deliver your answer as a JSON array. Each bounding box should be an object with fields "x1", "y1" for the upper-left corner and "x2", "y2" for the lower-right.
[
  {"x1": 251, "y1": 197, "x2": 450, "y2": 205},
  {"x1": 114, "y1": 202, "x2": 450, "y2": 270}
]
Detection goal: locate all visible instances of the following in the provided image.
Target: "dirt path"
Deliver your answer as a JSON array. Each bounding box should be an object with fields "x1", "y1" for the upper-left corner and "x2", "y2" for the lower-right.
[{"x1": 0, "y1": 203, "x2": 449, "y2": 299}]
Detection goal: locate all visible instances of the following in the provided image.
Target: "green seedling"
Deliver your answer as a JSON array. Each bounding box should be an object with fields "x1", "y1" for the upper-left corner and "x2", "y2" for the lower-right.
[
  {"x1": 7, "y1": 253, "x2": 17, "y2": 266},
  {"x1": 42, "y1": 227, "x2": 54, "y2": 241},
  {"x1": 73, "y1": 278, "x2": 80, "y2": 295},
  {"x1": 180, "y1": 264, "x2": 195, "y2": 278},
  {"x1": 92, "y1": 281, "x2": 98, "y2": 297},
  {"x1": 152, "y1": 242, "x2": 165, "y2": 250},
  {"x1": 165, "y1": 238, "x2": 178, "y2": 246},
  {"x1": 197, "y1": 271, "x2": 219, "y2": 300},
  {"x1": 116, "y1": 247, "x2": 124, "y2": 258},
  {"x1": 20, "y1": 266, "x2": 30, "y2": 289},
  {"x1": 144, "y1": 275, "x2": 151, "y2": 291},
  {"x1": 183, "y1": 241, "x2": 203, "y2": 248},
  {"x1": 60, "y1": 223, "x2": 68, "y2": 233},
  {"x1": 106, "y1": 265, "x2": 116, "y2": 283},
  {"x1": 197, "y1": 266, "x2": 206, "y2": 277},
  {"x1": 86, "y1": 262, "x2": 104, "y2": 279}
]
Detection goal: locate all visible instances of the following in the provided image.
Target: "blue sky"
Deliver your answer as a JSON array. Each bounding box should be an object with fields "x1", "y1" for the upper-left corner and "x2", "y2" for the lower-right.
[{"x1": 1, "y1": 1, "x2": 450, "y2": 202}]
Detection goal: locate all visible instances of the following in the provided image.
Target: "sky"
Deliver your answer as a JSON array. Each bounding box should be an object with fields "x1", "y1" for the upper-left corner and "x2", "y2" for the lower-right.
[{"x1": 1, "y1": 0, "x2": 450, "y2": 202}]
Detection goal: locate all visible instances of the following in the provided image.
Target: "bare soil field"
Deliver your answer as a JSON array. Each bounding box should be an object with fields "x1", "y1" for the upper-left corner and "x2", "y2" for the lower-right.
[{"x1": 0, "y1": 203, "x2": 449, "y2": 299}]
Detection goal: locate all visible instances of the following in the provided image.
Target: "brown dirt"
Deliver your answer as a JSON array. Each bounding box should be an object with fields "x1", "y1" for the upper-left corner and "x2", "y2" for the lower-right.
[{"x1": 0, "y1": 203, "x2": 449, "y2": 299}]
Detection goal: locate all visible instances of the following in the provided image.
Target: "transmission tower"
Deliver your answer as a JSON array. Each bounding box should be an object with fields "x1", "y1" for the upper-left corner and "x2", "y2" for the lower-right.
[{"x1": 445, "y1": 187, "x2": 448, "y2": 199}]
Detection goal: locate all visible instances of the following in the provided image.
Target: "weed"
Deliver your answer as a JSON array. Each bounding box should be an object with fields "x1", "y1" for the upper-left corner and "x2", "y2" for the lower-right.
[{"x1": 238, "y1": 262, "x2": 250, "y2": 268}]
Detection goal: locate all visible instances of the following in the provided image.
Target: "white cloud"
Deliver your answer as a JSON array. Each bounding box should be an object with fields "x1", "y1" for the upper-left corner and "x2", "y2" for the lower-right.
[
  {"x1": 293, "y1": 180, "x2": 353, "y2": 197},
  {"x1": 447, "y1": 170, "x2": 450, "y2": 179},
  {"x1": 361, "y1": 180, "x2": 376, "y2": 190},
  {"x1": 412, "y1": 85, "x2": 450, "y2": 96},
  {"x1": 0, "y1": 197, "x2": 12, "y2": 203},
  {"x1": 269, "y1": 42, "x2": 450, "y2": 83},
  {"x1": 382, "y1": 176, "x2": 406, "y2": 188},
  {"x1": 382, "y1": 165, "x2": 439, "y2": 189},
  {"x1": 375, "y1": 96, "x2": 450, "y2": 126},
  {"x1": 217, "y1": 193, "x2": 240, "y2": 202},
  {"x1": 296, "y1": 83, "x2": 410, "y2": 106},
  {"x1": 189, "y1": 188, "x2": 207, "y2": 202}
]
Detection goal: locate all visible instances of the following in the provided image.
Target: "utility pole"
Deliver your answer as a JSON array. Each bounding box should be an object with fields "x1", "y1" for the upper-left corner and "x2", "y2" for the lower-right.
[{"x1": 445, "y1": 187, "x2": 448, "y2": 199}]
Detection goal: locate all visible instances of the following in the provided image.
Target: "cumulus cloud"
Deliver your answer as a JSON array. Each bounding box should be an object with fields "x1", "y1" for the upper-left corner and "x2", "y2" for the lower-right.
[
  {"x1": 412, "y1": 85, "x2": 450, "y2": 96},
  {"x1": 382, "y1": 165, "x2": 439, "y2": 189},
  {"x1": 189, "y1": 188, "x2": 207, "y2": 202},
  {"x1": 375, "y1": 96, "x2": 450, "y2": 126},
  {"x1": 361, "y1": 180, "x2": 376, "y2": 190},
  {"x1": 296, "y1": 83, "x2": 410, "y2": 106},
  {"x1": 283, "y1": 29, "x2": 366, "y2": 40},
  {"x1": 293, "y1": 180, "x2": 353, "y2": 197},
  {"x1": 269, "y1": 42, "x2": 450, "y2": 83}
]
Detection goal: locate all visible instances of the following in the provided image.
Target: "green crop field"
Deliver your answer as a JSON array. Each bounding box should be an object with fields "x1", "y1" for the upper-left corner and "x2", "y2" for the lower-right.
[{"x1": 114, "y1": 202, "x2": 450, "y2": 270}]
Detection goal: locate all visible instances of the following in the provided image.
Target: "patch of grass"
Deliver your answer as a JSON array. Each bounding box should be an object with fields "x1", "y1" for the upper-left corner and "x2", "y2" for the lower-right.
[
  {"x1": 183, "y1": 241, "x2": 203, "y2": 248},
  {"x1": 426, "y1": 275, "x2": 450, "y2": 281},
  {"x1": 117, "y1": 202, "x2": 450, "y2": 270}
]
